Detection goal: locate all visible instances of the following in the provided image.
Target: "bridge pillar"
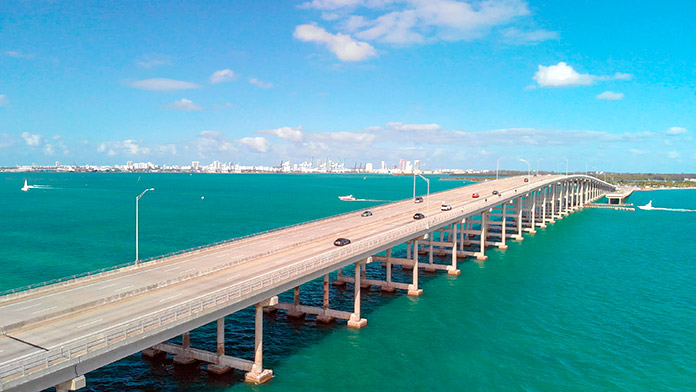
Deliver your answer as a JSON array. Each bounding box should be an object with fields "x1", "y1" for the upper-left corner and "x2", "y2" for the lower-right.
[
  {"x1": 549, "y1": 184, "x2": 557, "y2": 223},
  {"x1": 317, "y1": 274, "x2": 335, "y2": 323},
  {"x1": 348, "y1": 261, "x2": 368, "y2": 328},
  {"x1": 525, "y1": 193, "x2": 537, "y2": 234},
  {"x1": 447, "y1": 222, "x2": 461, "y2": 275},
  {"x1": 381, "y1": 248, "x2": 396, "y2": 292},
  {"x1": 476, "y1": 212, "x2": 488, "y2": 260},
  {"x1": 498, "y1": 205, "x2": 508, "y2": 249},
  {"x1": 207, "y1": 318, "x2": 232, "y2": 374},
  {"x1": 539, "y1": 188, "x2": 548, "y2": 228},
  {"x1": 173, "y1": 332, "x2": 196, "y2": 365},
  {"x1": 425, "y1": 230, "x2": 436, "y2": 272},
  {"x1": 286, "y1": 286, "x2": 306, "y2": 319},
  {"x1": 245, "y1": 299, "x2": 275, "y2": 384},
  {"x1": 408, "y1": 239, "x2": 423, "y2": 295},
  {"x1": 513, "y1": 197, "x2": 524, "y2": 241},
  {"x1": 55, "y1": 376, "x2": 86, "y2": 392}
]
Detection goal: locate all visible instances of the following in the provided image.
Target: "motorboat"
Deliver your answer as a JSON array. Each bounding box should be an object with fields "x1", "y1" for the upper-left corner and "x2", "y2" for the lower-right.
[
  {"x1": 338, "y1": 194, "x2": 356, "y2": 201},
  {"x1": 21, "y1": 179, "x2": 30, "y2": 192}
]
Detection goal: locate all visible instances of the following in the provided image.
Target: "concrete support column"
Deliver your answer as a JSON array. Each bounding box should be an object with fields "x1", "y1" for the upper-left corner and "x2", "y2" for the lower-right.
[
  {"x1": 513, "y1": 197, "x2": 524, "y2": 241},
  {"x1": 406, "y1": 240, "x2": 412, "y2": 260},
  {"x1": 540, "y1": 188, "x2": 548, "y2": 228},
  {"x1": 526, "y1": 192, "x2": 537, "y2": 234},
  {"x1": 477, "y1": 212, "x2": 488, "y2": 260},
  {"x1": 55, "y1": 376, "x2": 86, "y2": 392},
  {"x1": 348, "y1": 261, "x2": 368, "y2": 327},
  {"x1": 499, "y1": 204, "x2": 508, "y2": 249},
  {"x1": 333, "y1": 267, "x2": 346, "y2": 287},
  {"x1": 428, "y1": 231, "x2": 434, "y2": 267},
  {"x1": 207, "y1": 318, "x2": 232, "y2": 374},
  {"x1": 382, "y1": 248, "x2": 395, "y2": 292},
  {"x1": 173, "y1": 332, "x2": 196, "y2": 365},
  {"x1": 448, "y1": 222, "x2": 461, "y2": 275},
  {"x1": 550, "y1": 184, "x2": 557, "y2": 222},
  {"x1": 287, "y1": 286, "x2": 305, "y2": 319},
  {"x1": 245, "y1": 299, "x2": 275, "y2": 384},
  {"x1": 408, "y1": 239, "x2": 423, "y2": 296}
]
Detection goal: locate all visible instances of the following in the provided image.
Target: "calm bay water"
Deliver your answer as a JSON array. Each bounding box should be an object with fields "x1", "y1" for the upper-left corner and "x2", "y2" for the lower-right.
[{"x1": 1, "y1": 173, "x2": 694, "y2": 391}]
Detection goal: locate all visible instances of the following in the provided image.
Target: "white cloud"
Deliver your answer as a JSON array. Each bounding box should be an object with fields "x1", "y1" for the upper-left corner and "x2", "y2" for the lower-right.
[
  {"x1": 301, "y1": 0, "x2": 396, "y2": 10},
  {"x1": 629, "y1": 148, "x2": 647, "y2": 156},
  {"x1": 666, "y1": 127, "x2": 687, "y2": 136},
  {"x1": 21, "y1": 132, "x2": 42, "y2": 146},
  {"x1": 533, "y1": 62, "x2": 631, "y2": 88},
  {"x1": 668, "y1": 151, "x2": 680, "y2": 159},
  {"x1": 239, "y1": 137, "x2": 270, "y2": 153},
  {"x1": 135, "y1": 54, "x2": 171, "y2": 68},
  {"x1": 129, "y1": 78, "x2": 202, "y2": 91},
  {"x1": 501, "y1": 27, "x2": 558, "y2": 44},
  {"x1": 533, "y1": 62, "x2": 593, "y2": 87},
  {"x1": 385, "y1": 122, "x2": 441, "y2": 132},
  {"x1": 43, "y1": 144, "x2": 55, "y2": 155},
  {"x1": 249, "y1": 78, "x2": 274, "y2": 89},
  {"x1": 209, "y1": 69, "x2": 236, "y2": 84},
  {"x1": 261, "y1": 126, "x2": 305, "y2": 142},
  {"x1": 97, "y1": 140, "x2": 151, "y2": 156},
  {"x1": 193, "y1": 131, "x2": 236, "y2": 158},
  {"x1": 596, "y1": 91, "x2": 624, "y2": 101},
  {"x1": 166, "y1": 98, "x2": 203, "y2": 111},
  {"x1": 0, "y1": 94, "x2": 7, "y2": 106},
  {"x1": 294, "y1": 24, "x2": 377, "y2": 61},
  {"x1": 355, "y1": 10, "x2": 423, "y2": 43}
]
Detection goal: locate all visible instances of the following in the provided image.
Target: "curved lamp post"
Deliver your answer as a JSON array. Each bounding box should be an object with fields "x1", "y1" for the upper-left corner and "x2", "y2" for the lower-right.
[{"x1": 135, "y1": 188, "x2": 155, "y2": 264}]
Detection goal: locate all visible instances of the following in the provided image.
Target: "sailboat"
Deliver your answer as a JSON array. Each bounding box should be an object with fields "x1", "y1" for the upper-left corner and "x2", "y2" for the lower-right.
[
  {"x1": 638, "y1": 200, "x2": 654, "y2": 210},
  {"x1": 21, "y1": 179, "x2": 30, "y2": 192}
]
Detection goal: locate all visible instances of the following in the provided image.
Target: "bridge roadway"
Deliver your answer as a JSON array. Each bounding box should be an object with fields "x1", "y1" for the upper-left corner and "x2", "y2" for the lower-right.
[{"x1": 0, "y1": 174, "x2": 614, "y2": 391}]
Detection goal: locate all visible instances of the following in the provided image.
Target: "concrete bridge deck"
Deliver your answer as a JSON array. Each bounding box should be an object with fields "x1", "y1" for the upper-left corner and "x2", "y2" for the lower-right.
[{"x1": 0, "y1": 174, "x2": 615, "y2": 392}]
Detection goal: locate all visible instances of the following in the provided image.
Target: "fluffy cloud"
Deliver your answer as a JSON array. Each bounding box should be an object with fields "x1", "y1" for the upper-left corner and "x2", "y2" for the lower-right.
[
  {"x1": 193, "y1": 131, "x2": 236, "y2": 158},
  {"x1": 135, "y1": 54, "x2": 171, "y2": 68},
  {"x1": 385, "y1": 122, "x2": 441, "y2": 131},
  {"x1": 166, "y1": 98, "x2": 203, "y2": 111},
  {"x1": 301, "y1": 0, "x2": 534, "y2": 45},
  {"x1": 294, "y1": 24, "x2": 377, "y2": 61},
  {"x1": 249, "y1": 78, "x2": 274, "y2": 89},
  {"x1": 668, "y1": 151, "x2": 680, "y2": 159},
  {"x1": 209, "y1": 69, "x2": 236, "y2": 84},
  {"x1": 129, "y1": 78, "x2": 202, "y2": 91},
  {"x1": 533, "y1": 62, "x2": 631, "y2": 88},
  {"x1": 21, "y1": 132, "x2": 42, "y2": 146},
  {"x1": 0, "y1": 94, "x2": 7, "y2": 106},
  {"x1": 666, "y1": 127, "x2": 687, "y2": 136},
  {"x1": 98, "y1": 140, "x2": 150, "y2": 156},
  {"x1": 596, "y1": 91, "x2": 624, "y2": 101},
  {"x1": 261, "y1": 126, "x2": 305, "y2": 142},
  {"x1": 239, "y1": 137, "x2": 270, "y2": 153}
]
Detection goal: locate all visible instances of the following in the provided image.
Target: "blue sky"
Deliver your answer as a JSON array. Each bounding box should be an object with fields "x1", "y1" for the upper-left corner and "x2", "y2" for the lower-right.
[{"x1": 1, "y1": 0, "x2": 694, "y2": 173}]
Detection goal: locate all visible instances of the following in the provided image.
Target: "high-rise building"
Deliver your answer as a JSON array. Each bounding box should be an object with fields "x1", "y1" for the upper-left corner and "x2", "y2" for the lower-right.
[
  {"x1": 365, "y1": 162, "x2": 373, "y2": 172},
  {"x1": 381, "y1": 161, "x2": 386, "y2": 170},
  {"x1": 192, "y1": 161, "x2": 200, "y2": 170},
  {"x1": 414, "y1": 160, "x2": 421, "y2": 172}
]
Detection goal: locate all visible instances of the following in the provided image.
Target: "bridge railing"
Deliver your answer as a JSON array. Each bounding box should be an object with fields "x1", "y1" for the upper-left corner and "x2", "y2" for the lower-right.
[{"x1": 0, "y1": 176, "x2": 614, "y2": 383}]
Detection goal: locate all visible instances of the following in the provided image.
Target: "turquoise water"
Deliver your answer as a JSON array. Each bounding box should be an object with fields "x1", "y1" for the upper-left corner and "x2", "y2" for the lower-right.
[{"x1": 1, "y1": 174, "x2": 695, "y2": 391}]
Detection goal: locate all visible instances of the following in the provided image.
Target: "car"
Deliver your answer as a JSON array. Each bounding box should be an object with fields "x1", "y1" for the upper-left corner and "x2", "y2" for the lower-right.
[
  {"x1": 472, "y1": 193, "x2": 480, "y2": 198},
  {"x1": 334, "y1": 238, "x2": 351, "y2": 246},
  {"x1": 413, "y1": 213, "x2": 425, "y2": 220},
  {"x1": 492, "y1": 190, "x2": 499, "y2": 195},
  {"x1": 414, "y1": 196, "x2": 424, "y2": 203},
  {"x1": 361, "y1": 210, "x2": 372, "y2": 217},
  {"x1": 524, "y1": 178, "x2": 529, "y2": 182},
  {"x1": 441, "y1": 204, "x2": 452, "y2": 211}
]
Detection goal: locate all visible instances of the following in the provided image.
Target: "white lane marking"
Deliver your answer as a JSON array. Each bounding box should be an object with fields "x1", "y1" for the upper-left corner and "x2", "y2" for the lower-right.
[
  {"x1": 183, "y1": 268, "x2": 196, "y2": 274},
  {"x1": 99, "y1": 283, "x2": 117, "y2": 289},
  {"x1": 114, "y1": 285, "x2": 134, "y2": 293},
  {"x1": 159, "y1": 293, "x2": 182, "y2": 302},
  {"x1": 32, "y1": 306, "x2": 57, "y2": 315},
  {"x1": 77, "y1": 319, "x2": 103, "y2": 329},
  {"x1": 165, "y1": 266, "x2": 181, "y2": 272},
  {"x1": 225, "y1": 274, "x2": 241, "y2": 281},
  {"x1": 15, "y1": 303, "x2": 42, "y2": 311}
]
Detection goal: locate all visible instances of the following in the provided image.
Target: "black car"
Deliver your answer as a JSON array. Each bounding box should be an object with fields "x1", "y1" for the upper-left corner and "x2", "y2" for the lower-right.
[
  {"x1": 361, "y1": 211, "x2": 373, "y2": 217},
  {"x1": 414, "y1": 196, "x2": 424, "y2": 203},
  {"x1": 413, "y1": 213, "x2": 425, "y2": 220},
  {"x1": 334, "y1": 238, "x2": 351, "y2": 246}
]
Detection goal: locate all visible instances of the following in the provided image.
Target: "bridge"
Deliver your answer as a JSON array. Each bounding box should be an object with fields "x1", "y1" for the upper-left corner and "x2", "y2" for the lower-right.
[
  {"x1": 0, "y1": 175, "x2": 616, "y2": 392},
  {"x1": 605, "y1": 186, "x2": 637, "y2": 204}
]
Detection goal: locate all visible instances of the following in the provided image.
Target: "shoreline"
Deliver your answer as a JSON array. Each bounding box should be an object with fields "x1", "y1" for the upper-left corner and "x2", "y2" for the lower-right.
[{"x1": 638, "y1": 187, "x2": 696, "y2": 191}]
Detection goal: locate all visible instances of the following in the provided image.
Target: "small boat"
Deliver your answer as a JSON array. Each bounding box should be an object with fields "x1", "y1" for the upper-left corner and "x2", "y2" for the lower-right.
[
  {"x1": 338, "y1": 194, "x2": 356, "y2": 201},
  {"x1": 638, "y1": 200, "x2": 654, "y2": 210},
  {"x1": 21, "y1": 179, "x2": 30, "y2": 192}
]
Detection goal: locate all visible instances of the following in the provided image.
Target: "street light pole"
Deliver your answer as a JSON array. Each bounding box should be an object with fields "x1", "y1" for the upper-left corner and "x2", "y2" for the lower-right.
[
  {"x1": 135, "y1": 188, "x2": 155, "y2": 264},
  {"x1": 415, "y1": 174, "x2": 430, "y2": 228},
  {"x1": 496, "y1": 157, "x2": 505, "y2": 180},
  {"x1": 520, "y1": 158, "x2": 530, "y2": 178}
]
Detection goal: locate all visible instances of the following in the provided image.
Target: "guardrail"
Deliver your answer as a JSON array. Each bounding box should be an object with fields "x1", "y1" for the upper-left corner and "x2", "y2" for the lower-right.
[{"x1": 0, "y1": 175, "x2": 615, "y2": 385}]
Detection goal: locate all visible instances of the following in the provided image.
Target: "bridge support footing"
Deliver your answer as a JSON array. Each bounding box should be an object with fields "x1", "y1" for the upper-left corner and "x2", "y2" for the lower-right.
[{"x1": 55, "y1": 376, "x2": 86, "y2": 392}]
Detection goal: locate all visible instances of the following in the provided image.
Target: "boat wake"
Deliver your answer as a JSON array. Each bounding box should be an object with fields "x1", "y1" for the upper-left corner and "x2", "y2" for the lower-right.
[
  {"x1": 21, "y1": 179, "x2": 53, "y2": 191},
  {"x1": 638, "y1": 200, "x2": 696, "y2": 212}
]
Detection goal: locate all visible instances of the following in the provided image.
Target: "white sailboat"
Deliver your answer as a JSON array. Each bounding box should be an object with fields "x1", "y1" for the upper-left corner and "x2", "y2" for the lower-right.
[
  {"x1": 21, "y1": 179, "x2": 30, "y2": 192},
  {"x1": 638, "y1": 200, "x2": 654, "y2": 210}
]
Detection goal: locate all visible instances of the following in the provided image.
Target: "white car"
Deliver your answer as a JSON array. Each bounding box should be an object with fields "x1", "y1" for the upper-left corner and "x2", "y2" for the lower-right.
[{"x1": 440, "y1": 204, "x2": 452, "y2": 211}]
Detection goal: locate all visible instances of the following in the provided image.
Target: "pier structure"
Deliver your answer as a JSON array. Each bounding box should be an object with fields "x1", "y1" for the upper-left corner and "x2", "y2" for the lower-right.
[
  {"x1": 605, "y1": 186, "x2": 637, "y2": 204},
  {"x1": 0, "y1": 175, "x2": 615, "y2": 392}
]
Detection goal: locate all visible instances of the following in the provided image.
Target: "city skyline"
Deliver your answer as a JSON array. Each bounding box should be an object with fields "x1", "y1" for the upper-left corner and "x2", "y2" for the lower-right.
[{"x1": 1, "y1": 1, "x2": 695, "y2": 173}]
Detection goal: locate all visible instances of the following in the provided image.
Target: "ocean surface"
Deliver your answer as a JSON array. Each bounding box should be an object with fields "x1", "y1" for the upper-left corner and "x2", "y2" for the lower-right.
[{"x1": 1, "y1": 173, "x2": 695, "y2": 392}]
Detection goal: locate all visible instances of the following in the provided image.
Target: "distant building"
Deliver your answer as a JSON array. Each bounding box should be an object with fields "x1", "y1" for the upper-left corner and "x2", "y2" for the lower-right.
[
  {"x1": 365, "y1": 162, "x2": 373, "y2": 172},
  {"x1": 192, "y1": 161, "x2": 200, "y2": 170}
]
